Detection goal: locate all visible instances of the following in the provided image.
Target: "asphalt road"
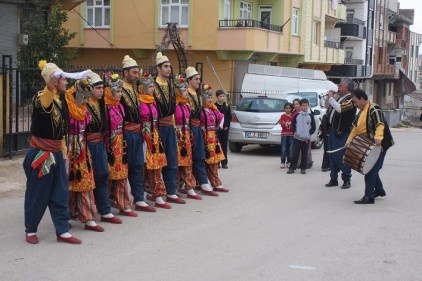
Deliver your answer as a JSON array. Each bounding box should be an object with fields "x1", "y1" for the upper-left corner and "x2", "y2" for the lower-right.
[{"x1": 0, "y1": 128, "x2": 421, "y2": 281}]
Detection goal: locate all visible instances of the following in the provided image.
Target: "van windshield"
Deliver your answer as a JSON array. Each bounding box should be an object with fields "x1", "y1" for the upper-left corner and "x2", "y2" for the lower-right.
[
  {"x1": 236, "y1": 98, "x2": 287, "y2": 113},
  {"x1": 293, "y1": 92, "x2": 318, "y2": 107}
]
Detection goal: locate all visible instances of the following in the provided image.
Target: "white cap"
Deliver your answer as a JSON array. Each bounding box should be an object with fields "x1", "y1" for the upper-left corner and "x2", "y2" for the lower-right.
[
  {"x1": 88, "y1": 70, "x2": 103, "y2": 86},
  {"x1": 39, "y1": 60, "x2": 62, "y2": 83},
  {"x1": 185, "y1": 66, "x2": 199, "y2": 79},
  {"x1": 122, "y1": 55, "x2": 138, "y2": 69},
  {"x1": 155, "y1": 52, "x2": 169, "y2": 66}
]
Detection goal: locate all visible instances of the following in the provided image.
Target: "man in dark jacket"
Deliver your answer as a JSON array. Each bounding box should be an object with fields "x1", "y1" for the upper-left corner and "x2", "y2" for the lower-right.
[
  {"x1": 325, "y1": 78, "x2": 357, "y2": 189},
  {"x1": 215, "y1": 90, "x2": 232, "y2": 169}
]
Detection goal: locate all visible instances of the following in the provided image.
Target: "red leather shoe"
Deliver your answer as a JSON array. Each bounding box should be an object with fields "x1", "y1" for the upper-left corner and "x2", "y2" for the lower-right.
[
  {"x1": 155, "y1": 202, "x2": 172, "y2": 209},
  {"x1": 119, "y1": 210, "x2": 138, "y2": 217},
  {"x1": 101, "y1": 216, "x2": 123, "y2": 224},
  {"x1": 187, "y1": 194, "x2": 202, "y2": 200},
  {"x1": 214, "y1": 186, "x2": 229, "y2": 192},
  {"x1": 166, "y1": 196, "x2": 186, "y2": 204},
  {"x1": 201, "y1": 189, "x2": 219, "y2": 197},
  {"x1": 25, "y1": 234, "x2": 38, "y2": 244},
  {"x1": 135, "y1": 205, "x2": 157, "y2": 212},
  {"x1": 85, "y1": 224, "x2": 105, "y2": 232},
  {"x1": 57, "y1": 235, "x2": 82, "y2": 244},
  {"x1": 146, "y1": 194, "x2": 154, "y2": 201}
]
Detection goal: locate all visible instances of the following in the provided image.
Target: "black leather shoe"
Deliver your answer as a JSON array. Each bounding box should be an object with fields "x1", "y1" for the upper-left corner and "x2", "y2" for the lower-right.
[
  {"x1": 374, "y1": 190, "x2": 386, "y2": 198},
  {"x1": 301, "y1": 169, "x2": 306, "y2": 174},
  {"x1": 354, "y1": 196, "x2": 374, "y2": 204},
  {"x1": 341, "y1": 181, "x2": 351, "y2": 189},
  {"x1": 325, "y1": 180, "x2": 338, "y2": 187},
  {"x1": 287, "y1": 169, "x2": 294, "y2": 174}
]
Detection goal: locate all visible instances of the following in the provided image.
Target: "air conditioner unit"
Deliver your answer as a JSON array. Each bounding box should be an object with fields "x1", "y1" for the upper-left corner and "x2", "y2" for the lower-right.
[{"x1": 18, "y1": 34, "x2": 29, "y2": 45}]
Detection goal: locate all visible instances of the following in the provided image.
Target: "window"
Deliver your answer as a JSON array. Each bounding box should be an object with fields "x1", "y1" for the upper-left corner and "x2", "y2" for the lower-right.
[
  {"x1": 224, "y1": 0, "x2": 231, "y2": 20},
  {"x1": 161, "y1": 0, "x2": 189, "y2": 27},
  {"x1": 86, "y1": 0, "x2": 110, "y2": 28},
  {"x1": 313, "y1": 21, "x2": 320, "y2": 45},
  {"x1": 240, "y1": 1, "x2": 252, "y2": 19},
  {"x1": 292, "y1": 8, "x2": 299, "y2": 35}
]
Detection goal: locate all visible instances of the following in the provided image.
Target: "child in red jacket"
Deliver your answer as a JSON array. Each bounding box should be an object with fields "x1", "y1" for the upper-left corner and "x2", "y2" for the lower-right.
[{"x1": 279, "y1": 103, "x2": 293, "y2": 168}]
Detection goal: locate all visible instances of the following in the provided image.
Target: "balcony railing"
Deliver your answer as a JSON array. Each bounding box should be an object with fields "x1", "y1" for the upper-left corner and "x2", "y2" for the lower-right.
[
  {"x1": 345, "y1": 58, "x2": 364, "y2": 65},
  {"x1": 346, "y1": 15, "x2": 365, "y2": 25},
  {"x1": 324, "y1": 40, "x2": 341, "y2": 49},
  {"x1": 219, "y1": 19, "x2": 283, "y2": 33}
]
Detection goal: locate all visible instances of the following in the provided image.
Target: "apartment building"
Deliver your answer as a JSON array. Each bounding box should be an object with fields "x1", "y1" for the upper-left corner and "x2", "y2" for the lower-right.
[{"x1": 64, "y1": 0, "x2": 346, "y2": 95}]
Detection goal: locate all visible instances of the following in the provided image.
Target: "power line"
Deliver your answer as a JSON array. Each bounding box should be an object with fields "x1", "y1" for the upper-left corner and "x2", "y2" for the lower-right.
[{"x1": 71, "y1": 8, "x2": 118, "y2": 49}]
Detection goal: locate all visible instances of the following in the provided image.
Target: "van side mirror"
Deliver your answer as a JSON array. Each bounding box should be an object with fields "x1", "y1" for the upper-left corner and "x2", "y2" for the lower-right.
[{"x1": 313, "y1": 109, "x2": 321, "y2": 115}]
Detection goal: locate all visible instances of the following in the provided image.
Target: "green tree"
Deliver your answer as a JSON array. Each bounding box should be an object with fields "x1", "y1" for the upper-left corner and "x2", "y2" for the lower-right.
[{"x1": 17, "y1": 0, "x2": 76, "y2": 69}]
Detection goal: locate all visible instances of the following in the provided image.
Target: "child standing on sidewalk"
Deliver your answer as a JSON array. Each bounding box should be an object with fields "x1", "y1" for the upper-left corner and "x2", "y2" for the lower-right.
[
  {"x1": 279, "y1": 102, "x2": 293, "y2": 168},
  {"x1": 287, "y1": 99, "x2": 316, "y2": 175}
]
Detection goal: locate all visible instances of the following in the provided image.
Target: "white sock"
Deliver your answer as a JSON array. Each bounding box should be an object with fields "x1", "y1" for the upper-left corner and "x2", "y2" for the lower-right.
[
  {"x1": 124, "y1": 208, "x2": 132, "y2": 212},
  {"x1": 85, "y1": 220, "x2": 97, "y2": 227},
  {"x1": 201, "y1": 183, "x2": 213, "y2": 191},
  {"x1": 27, "y1": 232, "x2": 36, "y2": 236},
  {"x1": 102, "y1": 213, "x2": 113, "y2": 218},
  {"x1": 135, "y1": 201, "x2": 148, "y2": 207},
  {"x1": 167, "y1": 194, "x2": 178, "y2": 199},
  {"x1": 155, "y1": 196, "x2": 165, "y2": 204},
  {"x1": 59, "y1": 232, "x2": 72, "y2": 238},
  {"x1": 187, "y1": 189, "x2": 197, "y2": 196},
  {"x1": 215, "y1": 185, "x2": 223, "y2": 189}
]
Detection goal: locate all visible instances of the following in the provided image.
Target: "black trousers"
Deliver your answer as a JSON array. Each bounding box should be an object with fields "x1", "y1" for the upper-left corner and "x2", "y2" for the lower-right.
[
  {"x1": 290, "y1": 139, "x2": 309, "y2": 170},
  {"x1": 217, "y1": 129, "x2": 229, "y2": 166}
]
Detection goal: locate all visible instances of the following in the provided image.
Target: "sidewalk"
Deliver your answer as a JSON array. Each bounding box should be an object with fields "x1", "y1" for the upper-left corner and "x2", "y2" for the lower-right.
[{"x1": 0, "y1": 156, "x2": 25, "y2": 198}]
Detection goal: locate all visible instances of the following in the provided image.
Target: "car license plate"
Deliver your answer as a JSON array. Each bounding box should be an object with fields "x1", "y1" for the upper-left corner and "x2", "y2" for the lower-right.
[{"x1": 245, "y1": 132, "x2": 268, "y2": 139}]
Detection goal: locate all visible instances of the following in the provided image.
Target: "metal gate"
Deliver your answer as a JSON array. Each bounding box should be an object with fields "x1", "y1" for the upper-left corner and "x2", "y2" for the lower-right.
[
  {"x1": 0, "y1": 60, "x2": 165, "y2": 158},
  {"x1": 2, "y1": 55, "x2": 42, "y2": 158}
]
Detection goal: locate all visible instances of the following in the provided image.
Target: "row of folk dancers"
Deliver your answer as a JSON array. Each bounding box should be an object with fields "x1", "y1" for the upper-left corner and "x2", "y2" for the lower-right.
[{"x1": 24, "y1": 53, "x2": 228, "y2": 245}]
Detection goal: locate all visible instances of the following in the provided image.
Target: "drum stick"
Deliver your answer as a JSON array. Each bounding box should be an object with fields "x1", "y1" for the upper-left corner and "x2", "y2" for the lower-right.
[{"x1": 327, "y1": 146, "x2": 346, "y2": 154}]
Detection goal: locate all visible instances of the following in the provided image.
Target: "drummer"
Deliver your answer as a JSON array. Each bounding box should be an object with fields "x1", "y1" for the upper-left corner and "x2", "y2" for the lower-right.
[{"x1": 347, "y1": 89, "x2": 394, "y2": 204}]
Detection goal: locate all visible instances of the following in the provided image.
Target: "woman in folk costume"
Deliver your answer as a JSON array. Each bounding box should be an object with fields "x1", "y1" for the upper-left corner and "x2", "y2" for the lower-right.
[
  {"x1": 138, "y1": 73, "x2": 170, "y2": 209},
  {"x1": 23, "y1": 60, "x2": 89, "y2": 244},
  {"x1": 65, "y1": 78, "x2": 104, "y2": 232},
  {"x1": 85, "y1": 71, "x2": 122, "y2": 225},
  {"x1": 104, "y1": 74, "x2": 137, "y2": 217},
  {"x1": 185, "y1": 66, "x2": 218, "y2": 197},
  {"x1": 174, "y1": 75, "x2": 201, "y2": 200},
  {"x1": 200, "y1": 84, "x2": 229, "y2": 193}
]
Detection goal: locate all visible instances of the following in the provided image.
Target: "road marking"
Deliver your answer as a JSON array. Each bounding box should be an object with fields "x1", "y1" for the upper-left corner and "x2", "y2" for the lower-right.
[{"x1": 289, "y1": 265, "x2": 316, "y2": 270}]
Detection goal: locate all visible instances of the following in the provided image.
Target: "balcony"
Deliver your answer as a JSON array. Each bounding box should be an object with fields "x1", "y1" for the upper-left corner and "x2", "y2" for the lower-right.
[
  {"x1": 324, "y1": 40, "x2": 341, "y2": 49},
  {"x1": 327, "y1": 64, "x2": 367, "y2": 78},
  {"x1": 219, "y1": 20, "x2": 283, "y2": 33},
  {"x1": 346, "y1": 16, "x2": 365, "y2": 26},
  {"x1": 345, "y1": 58, "x2": 364, "y2": 65},
  {"x1": 325, "y1": 1, "x2": 346, "y2": 22},
  {"x1": 373, "y1": 64, "x2": 399, "y2": 79},
  {"x1": 337, "y1": 24, "x2": 367, "y2": 40},
  {"x1": 217, "y1": 19, "x2": 294, "y2": 55}
]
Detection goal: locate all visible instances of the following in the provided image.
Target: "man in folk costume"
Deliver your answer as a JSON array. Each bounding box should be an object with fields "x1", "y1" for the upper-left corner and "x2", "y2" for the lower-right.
[
  {"x1": 138, "y1": 73, "x2": 170, "y2": 209},
  {"x1": 153, "y1": 52, "x2": 186, "y2": 205},
  {"x1": 65, "y1": 78, "x2": 105, "y2": 232},
  {"x1": 186, "y1": 66, "x2": 218, "y2": 197},
  {"x1": 200, "y1": 84, "x2": 229, "y2": 193},
  {"x1": 347, "y1": 89, "x2": 394, "y2": 204},
  {"x1": 23, "y1": 60, "x2": 89, "y2": 244},
  {"x1": 121, "y1": 55, "x2": 155, "y2": 212},
  {"x1": 85, "y1": 71, "x2": 122, "y2": 225},
  {"x1": 174, "y1": 75, "x2": 202, "y2": 200},
  {"x1": 104, "y1": 74, "x2": 137, "y2": 217}
]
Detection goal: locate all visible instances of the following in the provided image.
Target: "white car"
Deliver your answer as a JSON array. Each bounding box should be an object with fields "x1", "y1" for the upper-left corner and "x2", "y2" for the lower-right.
[{"x1": 228, "y1": 93, "x2": 325, "y2": 153}]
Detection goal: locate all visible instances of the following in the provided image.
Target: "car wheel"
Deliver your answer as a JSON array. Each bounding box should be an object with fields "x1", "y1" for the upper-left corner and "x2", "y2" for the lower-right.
[
  {"x1": 311, "y1": 135, "x2": 323, "y2": 149},
  {"x1": 229, "y1": 141, "x2": 243, "y2": 152}
]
